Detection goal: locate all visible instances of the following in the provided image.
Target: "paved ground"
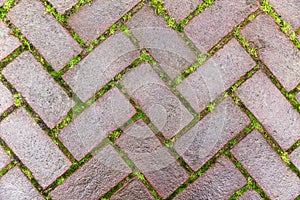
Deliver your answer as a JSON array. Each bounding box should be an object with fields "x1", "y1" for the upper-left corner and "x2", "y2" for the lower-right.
[{"x1": 0, "y1": 0, "x2": 300, "y2": 199}]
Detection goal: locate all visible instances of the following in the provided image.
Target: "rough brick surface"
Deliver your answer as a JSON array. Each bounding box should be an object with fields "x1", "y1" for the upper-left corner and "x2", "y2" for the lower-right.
[
  {"x1": 0, "y1": 82, "x2": 14, "y2": 114},
  {"x1": 184, "y1": 0, "x2": 258, "y2": 52},
  {"x1": 0, "y1": 148, "x2": 10, "y2": 171},
  {"x1": 289, "y1": 147, "x2": 300, "y2": 171},
  {"x1": 111, "y1": 178, "x2": 155, "y2": 200},
  {"x1": 238, "y1": 190, "x2": 262, "y2": 200},
  {"x1": 237, "y1": 70, "x2": 300, "y2": 150},
  {"x1": 120, "y1": 63, "x2": 193, "y2": 139},
  {"x1": 241, "y1": 14, "x2": 300, "y2": 91},
  {"x1": 67, "y1": 0, "x2": 140, "y2": 43},
  {"x1": 175, "y1": 156, "x2": 246, "y2": 200},
  {"x1": 0, "y1": 108, "x2": 71, "y2": 188},
  {"x1": 63, "y1": 32, "x2": 139, "y2": 102},
  {"x1": 175, "y1": 97, "x2": 250, "y2": 171},
  {"x1": 7, "y1": 0, "x2": 82, "y2": 71},
  {"x1": 177, "y1": 39, "x2": 255, "y2": 112},
  {"x1": 3, "y1": 52, "x2": 75, "y2": 129},
  {"x1": 117, "y1": 120, "x2": 189, "y2": 198},
  {"x1": 0, "y1": 0, "x2": 6, "y2": 6},
  {"x1": 51, "y1": 144, "x2": 131, "y2": 200},
  {"x1": 0, "y1": 167, "x2": 43, "y2": 200},
  {"x1": 48, "y1": 0, "x2": 78, "y2": 14},
  {"x1": 0, "y1": 20, "x2": 20, "y2": 61},
  {"x1": 231, "y1": 130, "x2": 300, "y2": 200},
  {"x1": 59, "y1": 88, "x2": 135, "y2": 161}
]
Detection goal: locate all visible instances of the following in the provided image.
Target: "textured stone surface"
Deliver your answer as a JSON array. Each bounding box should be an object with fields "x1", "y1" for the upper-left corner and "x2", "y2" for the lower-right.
[
  {"x1": 0, "y1": 148, "x2": 10, "y2": 171},
  {"x1": 0, "y1": 108, "x2": 71, "y2": 188},
  {"x1": 184, "y1": 0, "x2": 258, "y2": 52},
  {"x1": 241, "y1": 14, "x2": 300, "y2": 91},
  {"x1": 63, "y1": 32, "x2": 139, "y2": 102},
  {"x1": 0, "y1": 0, "x2": 6, "y2": 6},
  {"x1": 120, "y1": 63, "x2": 193, "y2": 139},
  {"x1": 111, "y1": 179, "x2": 155, "y2": 200},
  {"x1": 175, "y1": 97, "x2": 250, "y2": 171},
  {"x1": 238, "y1": 190, "x2": 262, "y2": 200},
  {"x1": 51, "y1": 144, "x2": 131, "y2": 200},
  {"x1": 67, "y1": 0, "x2": 140, "y2": 43},
  {"x1": 0, "y1": 20, "x2": 20, "y2": 61},
  {"x1": 231, "y1": 130, "x2": 300, "y2": 200},
  {"x1": 7, "y1": 0, "x2": 82, "y2": 71},
  {"x1": 177, "y1": 39, "x2": 255, "y2": 112},
  {"x1": 175, "y1": 156, "x2": 246, "y2": 200},
  {"x1": 48, "y1": 0, "x2": 78, "y2": 14},
  {"x1": 59, "y1": 88, "x2": 135, "y2": 161},
  {"x1": 117, "y1": 120, "x2": 189, "y2": 198},
  {"x1": 127, "y1": 6, "x2": 197, "y2": 79},
  {"x1": 237, "y1": 70, "x2": 300, "y2": 150},
  {"x1": 3, "y1": 52, "x2": 75, "y2": 129},
  {"x1": 0, "y1": 82, "x2": 14, "y2": 114},
  {"x1": 0, "y1": 167, "x2": 43, "y2": 200},
  {"x1": 289, "y1": 147, "x2": 300, "y2": 171}
]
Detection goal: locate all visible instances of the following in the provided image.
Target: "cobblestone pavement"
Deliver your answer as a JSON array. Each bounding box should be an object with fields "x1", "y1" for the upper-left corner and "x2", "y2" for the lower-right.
[{"x1": 0, "y1": 0, "x2": 300, "y2": 199}]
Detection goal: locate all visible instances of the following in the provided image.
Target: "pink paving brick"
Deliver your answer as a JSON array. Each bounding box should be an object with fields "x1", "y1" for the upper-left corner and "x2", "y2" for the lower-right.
[
  {"x1": 48, "y1": 0, "x2": 78, "y2": 14},
  {"x1": 59, "y1": 87, "x2": 135, "y2": 161},
  {"x1": 177, "y1": 38, "x2": 255, "y2": 112},
  {"x1": 163, "y1": 0, "x2": 203, "y2": 23},
  {"x1": 120, "y1": 63, "x2": 193, "y2": 139},
  {"x1": 237, "y1": 70, "x2": 300, "y2": 150},
  {"x1": 116, "y1": 120, "x2": 189, "y2": 198},
  {"x1": 0, "y1": 108, "x2": 71, "y2": 188},
  {"x1": 127, "y1": 6, "x2": 197, "y2": 79},
  {"x1": 0, "y1": 167, "x2": 43, "y2": 200},
  {"x1": 0, "y1": 147, "x2": 10, "y2": 171},
  {"x1": 231, "y1": 130, "x2": 300, "y2": 200},
  {"x1": 241, "y1": 14, "x2": 300, "y2": 91},
  {"x1": 111, "y1": 178, "x2": 155, "y2": 200},
  {"x1": 67, "y1": 0, "x2": 140, "y2": 43},
  {"x1": 174, "y1": 156, "x2": 246, "y2": 200},
  {"x1": 174, "y1": 97, "x2": 250, "y2": 171},
  {"x1": 295, "y1": 92, "x2": 300, "y2": 103},
  {"x1": 0, "y1": 20, "x2": 20, "y2": 61},
  {"x1": 0, "y1": 0, "x2": 6, "y2": 6},
  {"x1": 7, "y1": 0, "x2": 82, "y2": 71},
  {"x1": 289, "y1": 147, "x2": 300, "y2": 171},
  {"x1": 51, "y1": 144, "x2": 131, "y2": 200},
  {"x1": 184, "y1": 0, "x2": 258, "y2": 53},
  {"x1": 238, "y1": 190, "x2": 262, "y2": 200},
  {"x1": 63, "y1": 32, "x2": 139, "y2": 102},
  {"x1": 0, "y1": 82, "x2": 14, "y2": 114},
  {"x1": 3, "y1": 52, "x2": 75, "y2": 129}
]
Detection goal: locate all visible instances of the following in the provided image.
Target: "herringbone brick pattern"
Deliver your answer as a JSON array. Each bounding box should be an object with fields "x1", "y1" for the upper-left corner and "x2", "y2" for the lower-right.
[{"x1": 0, "y1": 0, "x2": 299, "y2": 199}]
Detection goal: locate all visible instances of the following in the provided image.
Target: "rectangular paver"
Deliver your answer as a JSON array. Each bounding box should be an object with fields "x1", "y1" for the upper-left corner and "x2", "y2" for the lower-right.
[
  {"x1": 231, "y1": 130, "x2": 300, "y2": 200},
  {"x1": 289, "y1": 147, "x2": 300, "y2": 171},
  {"x1": 120, "y1": 63, "x2": 193, "y2": 139},
  {"x1": 48, "y1": 0, "x2": 78, "y2": 14},
  {"x1": 116, "y1": 120, "x2": 189, "y2": 198},
  {"x1": 237, "y1": 70, "x2": 300, "y2": 150},
  {"x1": 50, "y1": 144, "x2": 132, "y2": 200},
  {"x1": 174, "y1": 156, "x2": 246, "y2": 200},
  {"x1": 59, "y1": 88, "x2": 135, "y2": 161},
  {"x1": 0, "y1": 20, "x2": 20, "y2": 61},
  {"x1": 0, "y1": 148, "x2": 10, "y2": 171},
  {"x1": 238, "y1": 190, "x2": 262, "y2": 200},
  {"x1": 7, "y1": 0, "x2": 82, "y2": 71},
  {"x1": 3, "y1": 52, "x2": 75, "y2": 129},
  {"x1": 0, "y1": 108, "x2": 71, "y2": 188},
  {"x1": 175, "y1": 97, "x2": 250, "y2": 171},
  {"x1": 0, "y1": 82, "x2": 14, "y2": 114}
]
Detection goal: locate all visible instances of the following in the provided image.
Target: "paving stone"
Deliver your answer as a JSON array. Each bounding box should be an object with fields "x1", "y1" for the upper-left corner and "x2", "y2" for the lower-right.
[
  {"x1": 175, "y1": 156, "x2": 246, "y2": 200},
  {"x1": 0, "y1": 0, "x2": 6, "y2": 6},
  {"x1": 241, "y1": 14, "x2": 300, "y2": 91},
  {"x1": 0, "y1": 147, "x2": 10, "y2": 171},
  {"x1": 295, "y1": 92, "x2": 300, "y2": 103},
  {"x1": 3, "y1": 52, "x2": 75, "y2": 129},
  {"x1": 177, "y1": 39, "x2": 255, "y2": 112},
  {"x1": 51, "y1": 144, "x2": 131, "y2": 200},
  {"x1": 289, "y1": 147, "x2": 300, "y2": 171},
  {"x1": 231, "y1": 130, "x2": 300, "y2": 200},
  {"x1": 0, "y1": 20, "x2": 20, "y2": 61},
  {"x1": 0, "y1": 167, "x2": 43, "y2": 200},
  {"x1": 67, "y1": 0, "x2": 140, "y2": 43},
  {"x1": 116, "y1": 120, "x2": 189, "y2": 198},
  {"x1": 7, "y1": 0, "x2": 82, "y2": 71},
  {"x1": 237, "y1": 70, "x2": 300, "y2": 150},
  {"x1": 184, "y1": 0, "x2": 258, "y2": 53},
  {"x1": 127, "y1": 6, "x2": 197, "y2": 79},
  {"x1": 59, "y1": 88, "x2": 135, "y2": 161},
  {"x1": 0, "y1": 108, "x2": 71, "y2": 188},
  {"x1": 63, "y1": 32, "x2": 139, "y2": 102},
  {"x1": 174, "y1": 97, "x2": 250, "y2": 171},
  {"x1": 48, "y1": 0, "x2": 78, "y2": 14},
  {"x1": 120, "y1": 63, "x2": 193, "y2": 139},
  {"x1": 111, "y1": 178, "x2": 155, "y2": 200},
  {"x1": 0, "y1": 82, "x2": 14, "y2": 114},
  {"x1": 163, "y1": 0, "x2": 203, "y2": 23},
  {"x1": 267, "y1": 0, "x2": 300, "y2": 29},
  {"x1": 238, "y1": 190, "x2": 262, "y2": 200}
]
